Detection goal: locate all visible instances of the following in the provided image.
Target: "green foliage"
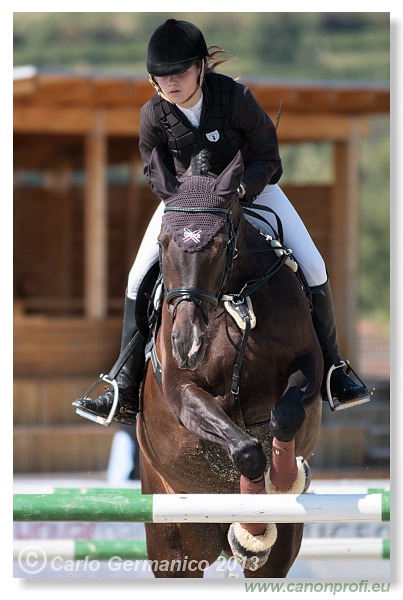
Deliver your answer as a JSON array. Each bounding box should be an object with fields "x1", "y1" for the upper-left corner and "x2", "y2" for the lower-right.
[
  {"x1": 358, "y1": 117, "x2": 390, "y2": 324},
  {"x1": 13, "y1": 12, "x2": 390, "y2": 323},
  {"x1": 13, "y1": 12, "x2": 390, "y2": 81}
]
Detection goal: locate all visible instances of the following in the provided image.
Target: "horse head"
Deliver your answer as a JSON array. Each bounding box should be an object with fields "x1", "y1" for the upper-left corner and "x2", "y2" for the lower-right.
[{"x1": 149, "y1": 149, "x2": 244, "y2": 370}]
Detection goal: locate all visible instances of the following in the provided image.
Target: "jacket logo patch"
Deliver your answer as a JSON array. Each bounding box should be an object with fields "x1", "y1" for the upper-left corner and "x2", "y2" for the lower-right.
[
  {"x1": 206, "y1": 130, "x2": 220, "y2": 142},
  {"x1": 183, "y1": 228, "x2": 202, "y2": 243}
]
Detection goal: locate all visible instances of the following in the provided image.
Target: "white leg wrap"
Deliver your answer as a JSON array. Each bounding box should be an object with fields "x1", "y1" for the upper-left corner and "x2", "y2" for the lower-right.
[
  {"x1": 227, "y1": 521, "x2": 277, "y2": 571},
  {"x1": 265, "y1": 456, "x2": 311, "y2": 494}
]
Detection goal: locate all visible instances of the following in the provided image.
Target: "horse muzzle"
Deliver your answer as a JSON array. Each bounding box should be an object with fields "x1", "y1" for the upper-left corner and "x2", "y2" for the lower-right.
[
  {"x1": 166, "y1": 286, "x2": 217, "y2": 369},
  {"x1": 171, "y1": 325, "x2": 206, "y2": 370}
]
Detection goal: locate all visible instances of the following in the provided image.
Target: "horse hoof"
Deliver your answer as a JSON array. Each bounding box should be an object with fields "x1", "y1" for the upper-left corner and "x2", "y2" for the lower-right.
[
  {"x1": 266, "y1": 456, "x2": 311, "y2": 494},
  {"x1": 227, "y1": 522, "x2": 277, "y2": 571}
]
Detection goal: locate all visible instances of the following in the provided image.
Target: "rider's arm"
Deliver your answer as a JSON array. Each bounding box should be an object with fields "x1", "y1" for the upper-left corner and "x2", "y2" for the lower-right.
[
  {"x1": 139, "y1": 100, "x2": 176, "y2": 194},
  {"x1": 232, "y1": 83, "x2": 283, "y2": 202}
]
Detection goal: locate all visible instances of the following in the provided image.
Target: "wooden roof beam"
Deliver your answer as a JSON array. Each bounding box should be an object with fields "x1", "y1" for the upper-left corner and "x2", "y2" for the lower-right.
[
  {"x1": 14, "y1": 105, "x2": 368, "y2": 141},
  {"x1": 14, "y1": 74, "x2": 389, "y2": 114}
]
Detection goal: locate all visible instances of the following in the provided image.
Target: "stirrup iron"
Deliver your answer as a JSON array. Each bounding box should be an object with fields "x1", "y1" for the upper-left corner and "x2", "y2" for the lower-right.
[
  {"x1": 326, "y1": 361, "x2": 371, "y2": 412},
  {"x1": 74, "y1": 374, "x2": 119, "y2": 427}
]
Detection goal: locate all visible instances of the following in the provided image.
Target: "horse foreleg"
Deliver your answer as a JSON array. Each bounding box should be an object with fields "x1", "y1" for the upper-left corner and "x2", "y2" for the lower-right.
[
  {"x1": 240, "y1": 474, "x2": 266, "y2": 534},
  {"x1": 228, "y1": 473, "x2": 277, "y2": 571},
  {"x1": 267, "y1": 362, "x2": 318, "y2": 494},
  {"x1": 166, "y1": 381, "x2": 267, "y2": 480},
  {"x1": 227, "y1": 371, "x2": 311, "y2": 573}
]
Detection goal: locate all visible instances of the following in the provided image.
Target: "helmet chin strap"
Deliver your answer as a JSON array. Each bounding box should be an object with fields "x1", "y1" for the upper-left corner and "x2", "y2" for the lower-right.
[{"x1": 149, "y1": 60, "x2": 205, "y2": 107}]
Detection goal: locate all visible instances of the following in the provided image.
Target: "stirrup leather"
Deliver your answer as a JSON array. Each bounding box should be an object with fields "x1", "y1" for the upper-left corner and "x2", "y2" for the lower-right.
[
  {"x1": 74, "y1": 374, "x2": 119, "y2": 427},
  {"x1": 325, "y1": 361, "x2": 371, "y2": 412}
]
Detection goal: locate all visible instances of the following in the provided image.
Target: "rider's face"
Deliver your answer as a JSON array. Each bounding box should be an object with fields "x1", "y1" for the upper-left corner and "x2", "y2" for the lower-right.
[{"x1": 155, "y1": 64, "x2": 202, "y2": 108}]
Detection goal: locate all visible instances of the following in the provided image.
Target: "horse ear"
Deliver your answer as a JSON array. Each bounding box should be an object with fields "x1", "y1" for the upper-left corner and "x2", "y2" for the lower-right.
[
  {"x1": 210, "y1": 151, "x2": 244, "y2": 200},
  {"x1": 149, "y1": 148, "x2": 181, "y2": 201}
]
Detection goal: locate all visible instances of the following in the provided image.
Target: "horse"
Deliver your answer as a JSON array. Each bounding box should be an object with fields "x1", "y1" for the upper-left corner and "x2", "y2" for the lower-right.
[{"x1": 136, "y1": 149, "x2": 323, "y2": 578}]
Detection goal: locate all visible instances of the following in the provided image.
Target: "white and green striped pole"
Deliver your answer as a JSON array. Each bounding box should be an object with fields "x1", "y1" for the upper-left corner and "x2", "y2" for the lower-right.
[
  {"x1": 13, "y1": 487, "x2": 142, "y2": 495},
  {"x1": 14, "y1": 540, "x2": 147, "y2": 561},
  {"x1": 13, "y1": 492, "x2": 390, "y2": 523},
  {"x1": 13, "y1": 538, "x2": 390, "y2": 561},
  {"x1": 298, "y1": 537, "x2": 390, "y2": 560},
  {"x1": 13, "y1": 485, "x2": 390, "y2": 495}
]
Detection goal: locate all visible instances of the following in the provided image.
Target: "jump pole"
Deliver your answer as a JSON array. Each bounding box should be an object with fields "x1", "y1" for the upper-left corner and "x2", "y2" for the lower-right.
[
  {"x1": 13, "y1": 538, "x2": 390, "y2": 561},
  {"x1": 13, "y1": 492, "x2": 390, "y2": 523},
  {"x1": 13, "y1": 487, "x2": 143, "y2": 495},
  {"x1": 12, "y1": 485, "x2": 390, "y2": 495}
]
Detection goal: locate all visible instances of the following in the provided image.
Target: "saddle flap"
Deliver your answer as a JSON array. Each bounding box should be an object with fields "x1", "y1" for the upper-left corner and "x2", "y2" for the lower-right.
[{"x1": 134, "y1": 259, "x2": 161, "y2": 340}]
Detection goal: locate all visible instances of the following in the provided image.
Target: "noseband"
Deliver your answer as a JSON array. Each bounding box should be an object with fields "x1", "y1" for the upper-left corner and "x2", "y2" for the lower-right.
[{"x1": 162, "y1": 206, "x2": 239, "y2": 324}]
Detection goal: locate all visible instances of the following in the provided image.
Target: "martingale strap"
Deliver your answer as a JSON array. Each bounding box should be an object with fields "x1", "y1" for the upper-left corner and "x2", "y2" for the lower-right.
[
  {"x1": 222, "y1": 252, "x2": 289, "y2": 432},
  {"x1": 229, "y1": 299, "x2": 251, "y2": 431}
]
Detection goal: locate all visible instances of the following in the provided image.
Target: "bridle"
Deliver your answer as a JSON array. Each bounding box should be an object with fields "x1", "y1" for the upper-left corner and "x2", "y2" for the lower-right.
[{"x1": 162, "y1": 205, "x2": 239, "y2": 324}]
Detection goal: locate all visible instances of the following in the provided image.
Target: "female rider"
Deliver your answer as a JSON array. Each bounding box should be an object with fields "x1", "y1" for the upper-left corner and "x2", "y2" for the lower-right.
[{"x1": 74, "y1": 18, "x2": 369, "y2": 424}]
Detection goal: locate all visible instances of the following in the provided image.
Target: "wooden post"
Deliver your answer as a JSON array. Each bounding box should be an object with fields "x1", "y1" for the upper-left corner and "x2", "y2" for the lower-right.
[
  {"x1": 331, "y1": 118, "x2": 361, "y2": 361},
  {"x1": 84, "y1": 112, "x2": 108, "y2": 319},
  {"x1": 126, "y1": 153, "x2": 142, "y2": 272}
]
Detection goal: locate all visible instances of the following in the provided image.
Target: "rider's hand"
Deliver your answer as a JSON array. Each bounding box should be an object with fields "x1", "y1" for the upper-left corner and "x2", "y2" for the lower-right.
[{"x1": 236, "y1": 184, "x2": 246, "y2": 200}]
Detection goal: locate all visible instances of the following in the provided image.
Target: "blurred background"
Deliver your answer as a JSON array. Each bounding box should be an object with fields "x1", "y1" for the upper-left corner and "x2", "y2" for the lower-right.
[{"x1": 13, "y1": 12, "x2": 390, "y2": 579}]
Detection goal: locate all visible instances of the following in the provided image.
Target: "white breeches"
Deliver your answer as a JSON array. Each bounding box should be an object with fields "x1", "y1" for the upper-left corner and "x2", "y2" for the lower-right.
[{"x1": 127, "y1": 184, "x2": 327, "y2": 299}]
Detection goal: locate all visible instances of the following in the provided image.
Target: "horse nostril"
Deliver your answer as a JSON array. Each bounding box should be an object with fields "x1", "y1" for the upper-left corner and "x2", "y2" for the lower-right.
[{"x1": 171, "y1": 331, "x2": 179, "y2": 350}]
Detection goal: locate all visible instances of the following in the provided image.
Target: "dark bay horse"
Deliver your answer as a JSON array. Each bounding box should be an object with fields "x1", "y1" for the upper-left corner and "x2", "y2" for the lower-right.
[{"x1": 137, "y1": 149, "x2": 323, "y2": 578}]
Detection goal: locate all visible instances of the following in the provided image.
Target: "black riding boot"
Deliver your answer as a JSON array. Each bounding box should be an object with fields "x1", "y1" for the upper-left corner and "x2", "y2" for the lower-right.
[
  {"x1": 72, "y1": 295, "x2": 144, "y2": 426},
  {"x1": 311, "y1": 279, "x2": 370, "y2": 411}
]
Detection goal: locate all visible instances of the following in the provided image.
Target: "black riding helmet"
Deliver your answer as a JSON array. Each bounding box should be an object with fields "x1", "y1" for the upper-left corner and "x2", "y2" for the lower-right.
[{"x1": 147, "y1": 19, "x2": 209, "y2": 77}]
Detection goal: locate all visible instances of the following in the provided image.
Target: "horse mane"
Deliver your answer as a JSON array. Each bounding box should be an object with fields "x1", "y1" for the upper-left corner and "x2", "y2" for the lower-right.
[{"x1": 187, "y1": 149, "x2": 213, "y2": 178}]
